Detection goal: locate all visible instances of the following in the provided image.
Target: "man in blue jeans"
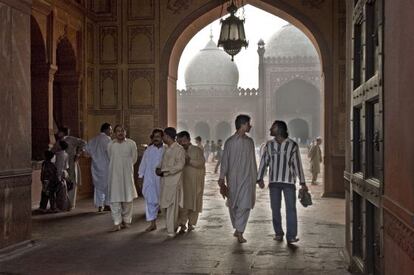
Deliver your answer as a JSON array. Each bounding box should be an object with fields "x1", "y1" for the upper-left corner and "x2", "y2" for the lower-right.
[{"x1": 257, "y1": 120, "x2": 308, "y2": 244}]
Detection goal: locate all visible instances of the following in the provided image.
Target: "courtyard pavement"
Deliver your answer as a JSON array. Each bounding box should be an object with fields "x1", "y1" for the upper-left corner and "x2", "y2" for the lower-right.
[{"x1": 0, "y1": 148, "x2": 351, "y2": 274}]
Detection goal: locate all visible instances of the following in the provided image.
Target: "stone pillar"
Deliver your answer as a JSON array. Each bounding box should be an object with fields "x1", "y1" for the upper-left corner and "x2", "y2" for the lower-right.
[
  {"x1": 167, "y1": 75, "x2": 177, "y2": 128},
  {"x1": 47, "y1": 65, "x2": 57, "y2": 145},
  {"x1": 0, "y1": 0, "x2": 32, "y2": 250}
]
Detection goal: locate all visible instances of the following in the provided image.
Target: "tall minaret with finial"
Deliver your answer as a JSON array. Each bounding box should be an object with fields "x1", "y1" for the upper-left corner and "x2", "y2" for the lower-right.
[
  {"x1": 257, "y1": 38, "x2": 265, "y2": 92},
  {"x1": 257, "y1": 38, "x2": 266, "y2": 144}
]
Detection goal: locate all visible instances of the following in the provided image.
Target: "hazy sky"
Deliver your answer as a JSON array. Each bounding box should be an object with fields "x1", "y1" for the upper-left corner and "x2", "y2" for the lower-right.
[{"x1": 177, "y1": 5, "x2": 288, "y2": 90}]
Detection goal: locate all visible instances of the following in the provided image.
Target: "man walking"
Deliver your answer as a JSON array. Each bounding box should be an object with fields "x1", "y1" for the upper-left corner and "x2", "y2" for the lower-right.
[
  {"x1": 204, "y1": 140, "x2": 211, "y2": 162},
  {"x1": 85, "y1": 123, "x2": 112, "y2": 212},
  {"x1": 257, "y1": 120, "x2": 308, "y2": 244},
  {"x1": 138, "y1": 128, "x2": 165, "y2": 232},
  {"x1": 214, "y1": 139, "x2": 223, "y2": 174},
  {"x1": 218, "y1": 114, "x2": 258, "y2": 243},
  {"x1": 157, "y1": 127, "x2": 186, "y2": 237},
  {"x1": 107, "y1": 125, "x2": 138, "y2": 231},
  {"x1": 308, "y1": 137, "x2": 323, "y2": 185},
  {"x1": 176, "y1": 131, "x2": 206, "y2": 233}
]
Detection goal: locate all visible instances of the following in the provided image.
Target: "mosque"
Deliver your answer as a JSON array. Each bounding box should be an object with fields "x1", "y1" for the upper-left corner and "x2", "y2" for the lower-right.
[{"x1": 177, "y1": 24, "x2": 322, "y2": 145}]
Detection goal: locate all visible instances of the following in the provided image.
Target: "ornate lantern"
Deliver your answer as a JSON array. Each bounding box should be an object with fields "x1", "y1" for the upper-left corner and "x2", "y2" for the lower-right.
[{"x1": 217, "y1": 1, "x2": 248, "y2": 61}]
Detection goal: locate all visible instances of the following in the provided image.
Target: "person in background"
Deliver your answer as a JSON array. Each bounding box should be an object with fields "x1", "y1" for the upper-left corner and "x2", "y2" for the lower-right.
[
  {"x1": 138, "y1": 128, "x2": 165, "y2": 232},
  {"x1": 85, "y1": 123, "x2": 113, "y2": 212}
]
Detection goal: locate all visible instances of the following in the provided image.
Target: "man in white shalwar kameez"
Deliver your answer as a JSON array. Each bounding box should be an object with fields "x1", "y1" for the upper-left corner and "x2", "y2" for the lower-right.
[
  {"x1": 156, "y1": 127, "x2": 186, "y2": 238},
  {"x1": 85, "y1": 123, "x2": 112, "y2": 212},
  {"x1": 218, "y1": 115, "x2": 258, "y2": 243},
  {"x1": 107, "y1": 125, "x2": 138, "y2": 231},
  {"x1": 138, "y1": 128, "x2": 165, "y2": 232}
]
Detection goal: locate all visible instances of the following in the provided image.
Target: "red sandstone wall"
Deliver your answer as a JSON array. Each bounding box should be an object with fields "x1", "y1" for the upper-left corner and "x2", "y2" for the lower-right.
[
  {"x1": 0, "y1": 0, "x2": 32, "y2": 249},
  {"x1": 383, "y1": 0, "x2": 414, "y2": 273}
]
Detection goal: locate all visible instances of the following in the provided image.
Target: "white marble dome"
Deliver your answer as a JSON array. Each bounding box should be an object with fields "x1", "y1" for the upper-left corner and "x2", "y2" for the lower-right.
[
  {"x1": 264, "y1": 24, "x2": 318, "y2": 58},
  {"x1": 185, "y1": 37, "x2": 239, "y2": 90}
]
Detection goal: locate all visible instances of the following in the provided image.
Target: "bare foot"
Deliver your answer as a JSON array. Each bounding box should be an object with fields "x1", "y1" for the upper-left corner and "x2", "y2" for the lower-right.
[
  {"x1": 145, "y1": 224, "x2": 157, "y2": 232},
  {"x1": 109, "y1": 225, "x2": 121, "y2": 232},
  {"x1": 121, "y1": 222, "x2": 131, "y2": 229},
  {"x1": 237, "y1": 234, "x2": 247, "y2": 243},
  {"x1": 178, "y1": 224, "x2": 187, "y2": 234}
]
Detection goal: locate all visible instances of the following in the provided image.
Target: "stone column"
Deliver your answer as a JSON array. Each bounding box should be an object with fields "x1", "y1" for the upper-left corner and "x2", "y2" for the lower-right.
[{"x1": 0, "y1": 0, "x2": 32, "y2": 250}]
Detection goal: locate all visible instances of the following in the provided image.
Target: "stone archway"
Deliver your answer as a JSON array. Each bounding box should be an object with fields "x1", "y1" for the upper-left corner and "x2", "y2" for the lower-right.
[
  {"x1": 160, "y1": 0, "x2": 344, "y2": 197},
  {"x1": 288, "y1": 118, "x2": 310, "y2": 145},
  {"x1": 177, "y1": 122, "x2": 189, "y2": 133},
  {"x1": 194, "y1": 122, "x2": 211, "y2": 141},
  {"x1": 273, "y1": 79, "x2": 321, "y2": 139},
  {"x1": 54, "y1": 37, "x2": 80, "y2": 137},
  {"x1": 30, "y1": 16, "x2": 49, "y2": 160},
  {"x1": 215, "y1": 121, "x2": 232, "y2": 142}
]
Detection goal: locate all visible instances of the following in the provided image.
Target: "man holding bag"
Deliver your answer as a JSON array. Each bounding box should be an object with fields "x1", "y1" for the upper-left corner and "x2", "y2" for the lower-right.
[{"x1": 257, "y1": 120, "x2": 308, "y2": 244}]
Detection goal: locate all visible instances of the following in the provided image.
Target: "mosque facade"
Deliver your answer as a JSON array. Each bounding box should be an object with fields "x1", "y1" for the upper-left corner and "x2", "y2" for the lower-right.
[{"x1": 177, "y1": 24, "x2": 322, "y2": 145}]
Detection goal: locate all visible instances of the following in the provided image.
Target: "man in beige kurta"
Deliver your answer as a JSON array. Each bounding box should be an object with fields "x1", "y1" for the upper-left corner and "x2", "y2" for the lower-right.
[
  {"x1": 177, "y1": 131, "x2": 206, "y2": 232},
  {"x1": 156, "y1": 127, "x2": 186, "y2": 237},
  {"x1": 218, "y1": 115, "x2": 258, "y2": 243},
  {"x1": 107, "y1": 125, "x2": 138, "y2": 231},
  {"x1": 308, "y1": 137, "x2": 322, "y2": 185}
]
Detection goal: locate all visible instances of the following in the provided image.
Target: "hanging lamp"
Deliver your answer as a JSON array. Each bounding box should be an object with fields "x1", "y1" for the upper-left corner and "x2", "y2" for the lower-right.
[{"x1": 217, "y1": 0, "x2": 248, "y2": 61}]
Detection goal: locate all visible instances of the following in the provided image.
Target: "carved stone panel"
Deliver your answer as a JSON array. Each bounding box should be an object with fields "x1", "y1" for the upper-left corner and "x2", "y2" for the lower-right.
[
  {"x1": 87, "y1": 110, "x2": 121, "y2": 139},
  {"x1": 167, "y1": 0, "x2": 192, "y2": 14},
  {"x1": 301, "y1": 0, "x2": 325, "y2": 9},
  {"x1": 127, "y1": 114, "x2": 154, "y2": 145},
  {"x1": 87, "y1": 23, "x2": 94, "y2": 64},
  {"x1": 128, "y1": 69, "x2": 154, "y2": 108},
  {"x1": 127, "y1": 25, "x2": 154, "y2": 64},
  {"x1": 128, "y1": 0, "x2": 155, "y2": 20},
  {"x1": 87, "y1": 68, "x2": 94, "y2": 109},
  {"x1": 99, "y1": 69, "x2": 118, "y2": 109},
  {"x1": 384, "y1": 210, "x2": 414, "y2": 261},
  {"x1": 89, "y1": 0, "x2": 117, "y2": 21},
  {"x1": 100, "y1": 26, "x2": 118, "y2": 64}
]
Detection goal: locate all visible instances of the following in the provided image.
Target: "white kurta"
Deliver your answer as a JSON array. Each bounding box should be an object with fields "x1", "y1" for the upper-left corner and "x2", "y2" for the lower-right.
[
  {"x1": 107, "y1": 138, "x2": 138, "y2": 203},
  {"x1": 138, "y1": 144, "x2": 164, "y2": 204},
  {"x1": 85, "y1": 133, "x2": 111, "y2": 207},
  {"x1": 220, "y1": 134, "x2": 258, "y2": 210}
]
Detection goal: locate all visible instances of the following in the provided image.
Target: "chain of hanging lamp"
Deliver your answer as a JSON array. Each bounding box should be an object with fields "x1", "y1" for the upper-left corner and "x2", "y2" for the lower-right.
[{"x1": 217, "y1": 0, "x2": 248, "y2": 61}]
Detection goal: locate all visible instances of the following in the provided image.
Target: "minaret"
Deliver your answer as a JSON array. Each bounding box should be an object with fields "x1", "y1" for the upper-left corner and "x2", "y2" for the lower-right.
[
  {"x1": 257, "y1": 39, "x2": 266, "y2": 143},
  {"x1": 257, "y1": 39, "x2": 265, "y2": 92}
]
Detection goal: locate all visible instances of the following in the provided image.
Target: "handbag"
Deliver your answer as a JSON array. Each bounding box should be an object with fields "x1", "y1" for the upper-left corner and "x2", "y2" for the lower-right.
[{"x1": 298, "y1": 188, "x2": 313, "y2": 207}]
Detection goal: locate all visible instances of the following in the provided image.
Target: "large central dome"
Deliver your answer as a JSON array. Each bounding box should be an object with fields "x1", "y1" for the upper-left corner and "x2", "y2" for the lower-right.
[
  {"x1": 185, "y1": 37, "x2": 239, "y2": 90},
  {"x1": 264, "y1": 24, "x2": 318, "y2": 58}
]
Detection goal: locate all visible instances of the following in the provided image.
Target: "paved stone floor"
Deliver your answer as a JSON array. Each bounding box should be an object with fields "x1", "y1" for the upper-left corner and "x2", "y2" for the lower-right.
[{"x1": 0, "y1": 148, "x2": 350, "y2": 274}]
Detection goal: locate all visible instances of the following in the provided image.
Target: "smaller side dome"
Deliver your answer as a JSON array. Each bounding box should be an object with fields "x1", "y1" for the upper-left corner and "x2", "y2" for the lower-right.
[{"x1": 184, "y1": 37, "x2": 239, "y2": 91}]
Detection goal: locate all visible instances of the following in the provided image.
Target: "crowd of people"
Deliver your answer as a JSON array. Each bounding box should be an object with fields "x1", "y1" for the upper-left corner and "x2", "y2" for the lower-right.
[{"x1": 38, "y1": 114, "x2": 323, "y2": 244}]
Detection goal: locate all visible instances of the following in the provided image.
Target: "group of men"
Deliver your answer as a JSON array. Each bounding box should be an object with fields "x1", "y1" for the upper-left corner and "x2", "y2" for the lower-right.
[
  {"x1": 43, "y1": 113, "x2": 318, "y2": 245},
  {"x1": 86, "y1": 124, "x2": 205, "y2": 236}
]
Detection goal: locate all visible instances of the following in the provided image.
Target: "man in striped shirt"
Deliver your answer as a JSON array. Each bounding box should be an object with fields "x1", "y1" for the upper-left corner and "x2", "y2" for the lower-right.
[{"x1": 257, "y1": 120, "x2": 308, "y2": 244}]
